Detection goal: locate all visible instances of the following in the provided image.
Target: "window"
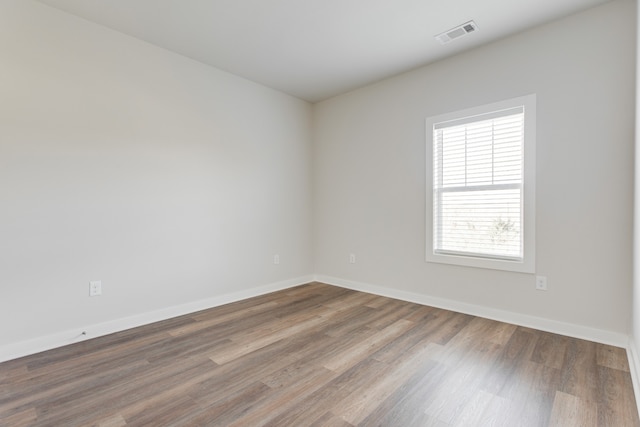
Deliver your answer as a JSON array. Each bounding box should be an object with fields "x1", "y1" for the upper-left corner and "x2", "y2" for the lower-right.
[{"x1": 426, "y1": 95, "x2": 536, "y2": 273}]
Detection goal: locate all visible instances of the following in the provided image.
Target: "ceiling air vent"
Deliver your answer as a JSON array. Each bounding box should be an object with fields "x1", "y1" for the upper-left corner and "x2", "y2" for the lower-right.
[{"x1": 435, "y1": 21, "x2": 478, "y2": 45}]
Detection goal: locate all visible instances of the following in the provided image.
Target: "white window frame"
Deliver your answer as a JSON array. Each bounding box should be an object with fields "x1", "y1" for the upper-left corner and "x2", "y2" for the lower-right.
[{"x1": 425, "y1": 94, "x2": 536, "y2": 273}]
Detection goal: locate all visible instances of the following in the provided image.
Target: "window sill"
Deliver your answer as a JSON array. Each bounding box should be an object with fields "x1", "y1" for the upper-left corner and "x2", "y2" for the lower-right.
[{"x1": 426, "y1": 251, "x2": 535, "y2": 274}]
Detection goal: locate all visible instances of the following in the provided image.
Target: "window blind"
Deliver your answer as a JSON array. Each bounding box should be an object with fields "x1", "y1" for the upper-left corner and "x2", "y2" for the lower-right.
[{"x1": 433, "y1": 107, "x2": 524, "y2": 261}]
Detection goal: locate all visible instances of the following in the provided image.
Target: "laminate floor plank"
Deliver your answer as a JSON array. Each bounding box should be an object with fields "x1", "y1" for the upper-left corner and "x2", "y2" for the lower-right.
[
  {"x1": 209, "y1": 311, "x2": 330, "y2": 365},
  {"x1": 363, "y1": 300, "x2": 420, "y2": 330},
  {"x1": 558, "y1": 338, "x2": 600, "y2": 403},
  {"x1": 322, "y1": 319, "x2": 416, "y2": 373},
  {"x1": 94, "y1": 413, "x2": 127, "y2": 427},
  {"x1": 490, "y1": 360, "x2": 558, "y2": 427},
  {"x1": 356, "y1": 357, "x2": 445, "y2": 427},
  {"x1": 182, "y1": 381, "x2": 273, "y2": 427},
  {"x1": 168, "y1": 300, "x2": 281, "y2": 337},
  {"x1": 122, "y1": 394, "x2": 201, "y2": 426},
  {"x1": 322, "y1": 303, "x2": 404, "y2": 339},
  {"x1": 530, "y1": 331, "x2": 570, "y2": 370},
  {"x1": 22, "y1": 315, "x2": 195, "y2": 372},
  {"x1": 309, "y1": 412, "x2": 355, "y2": 427},
  {"x1": 0, "y1": 358, "x2": 151, "y2": 421},
  {"x1": 265, "y1": 358, "x2": 392, "y2": 427},
  {"x1": 34, "y1": 357, "x2": 218, "y2": 426},
  {"x1": 318, "y1": 305, "x2": 377, "y2": 338},
  {"x1": 480, "y1": 328, "x2": 540, "y2": 396},
  {"x1": 0, "y1": 408, "x2": 37, "y2": 427},
  {"x1": 596, "y1": 365, "x2": 639, "y2": 426},
  {"x1": 376, "y1": 368, "x2": 456, "y2": 426},
  {"x1": 225, "y1": 365, "x2": 337, "y2": 427},
  {"x1": 548, "y1": 391, "x2": 597, "y2": 427},
  {"x1": 334, "y1": 338, "x2": 444, "y2": 425},
  {"x1": 371, "y1": 312, "x2": 464, "y2": 365},
  {"x1": 423, "y1": 341, "x2": 505, "y2": 424},
  {"x1": 0, "y1": 282, "x2": 637, "y2": 426},
  {"x1": 450, "y1": 390, "x2": 510, "y2": 427},
  {"x1": 321, "y1": 290, "x2": 379, "y2": 311},
  {"x1": 596, "y1": 343, "x2": 631, "y2": 372}
]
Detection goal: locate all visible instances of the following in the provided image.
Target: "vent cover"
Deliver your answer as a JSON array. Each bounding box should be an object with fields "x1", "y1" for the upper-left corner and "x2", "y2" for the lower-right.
[{"x1": 435, "y1": 21, "x2": 478, "y2": 45}]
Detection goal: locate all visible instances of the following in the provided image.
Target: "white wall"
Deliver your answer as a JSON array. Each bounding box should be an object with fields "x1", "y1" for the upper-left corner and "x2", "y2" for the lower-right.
[
  {"x1": 0, "y1": 0, "x2": 313, "y2": 354},
  {"x1": 631, "y1": 0, "x2": 640, "y2": 386},
  {"x1": 314, "y1": 0, "x2": 636, "y2": 337}
]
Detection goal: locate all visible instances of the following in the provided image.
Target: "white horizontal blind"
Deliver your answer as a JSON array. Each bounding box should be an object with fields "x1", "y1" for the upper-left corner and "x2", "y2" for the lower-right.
[{"x1": 433, "y1": 107, "x2": 524, "y2": 261}]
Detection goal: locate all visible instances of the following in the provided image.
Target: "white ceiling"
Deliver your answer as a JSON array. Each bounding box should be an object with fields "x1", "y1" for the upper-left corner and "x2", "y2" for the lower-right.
[{"x1": 36, "y1": 0, "x2": 613, "y2": 102}]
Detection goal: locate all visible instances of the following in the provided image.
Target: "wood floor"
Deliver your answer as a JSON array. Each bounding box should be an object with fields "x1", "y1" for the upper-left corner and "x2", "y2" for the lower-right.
[{"x1": 1, "y1": 283, "x2": 638, "y2": 427}]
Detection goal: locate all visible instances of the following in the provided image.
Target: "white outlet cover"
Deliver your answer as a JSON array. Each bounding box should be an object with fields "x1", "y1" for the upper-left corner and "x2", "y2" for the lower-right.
[{"x1": 89, "y1": 280, "x2": 102, "y2": 296}]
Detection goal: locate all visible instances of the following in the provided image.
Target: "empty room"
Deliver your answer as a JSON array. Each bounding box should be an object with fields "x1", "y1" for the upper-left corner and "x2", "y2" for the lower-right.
[{"x1": 2, "y1": 0, "x2": 640, "y2": 425}]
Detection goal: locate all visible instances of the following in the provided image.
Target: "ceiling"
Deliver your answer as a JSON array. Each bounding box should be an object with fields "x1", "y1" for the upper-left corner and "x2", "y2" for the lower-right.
[{"x1": 36, "y1": 0, "x2": 613, "y2": 102}]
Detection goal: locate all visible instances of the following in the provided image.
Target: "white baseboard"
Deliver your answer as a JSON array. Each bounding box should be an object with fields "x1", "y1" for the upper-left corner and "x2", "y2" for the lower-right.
[
  {"x1": 628, "y1": 339, "x2": 640, "y2": 420},
  {"x1": 2, "y1": 273, "x2": 630, "y2": 365},
  {"x1": 0, "y1": 275, "x2": 314, "y2": 363},
  {"x1": 316, "y1": 275, "x2": 630, "y2": 348}
]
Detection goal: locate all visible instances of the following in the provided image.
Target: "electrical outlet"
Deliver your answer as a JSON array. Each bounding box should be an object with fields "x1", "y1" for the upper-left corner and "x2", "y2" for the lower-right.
[
  {"x1": 535, "y1": 276, "x2": 547, "y2": 291},
  {"x1": 89, "y1": 280, "x2": 102, "y2": 296},
  {"x1": 349, "y1": 253, "x2": 356, "y2": 264},
  {"x1": 273, "y1": 254, "x2": 280, "y2": 265}
]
